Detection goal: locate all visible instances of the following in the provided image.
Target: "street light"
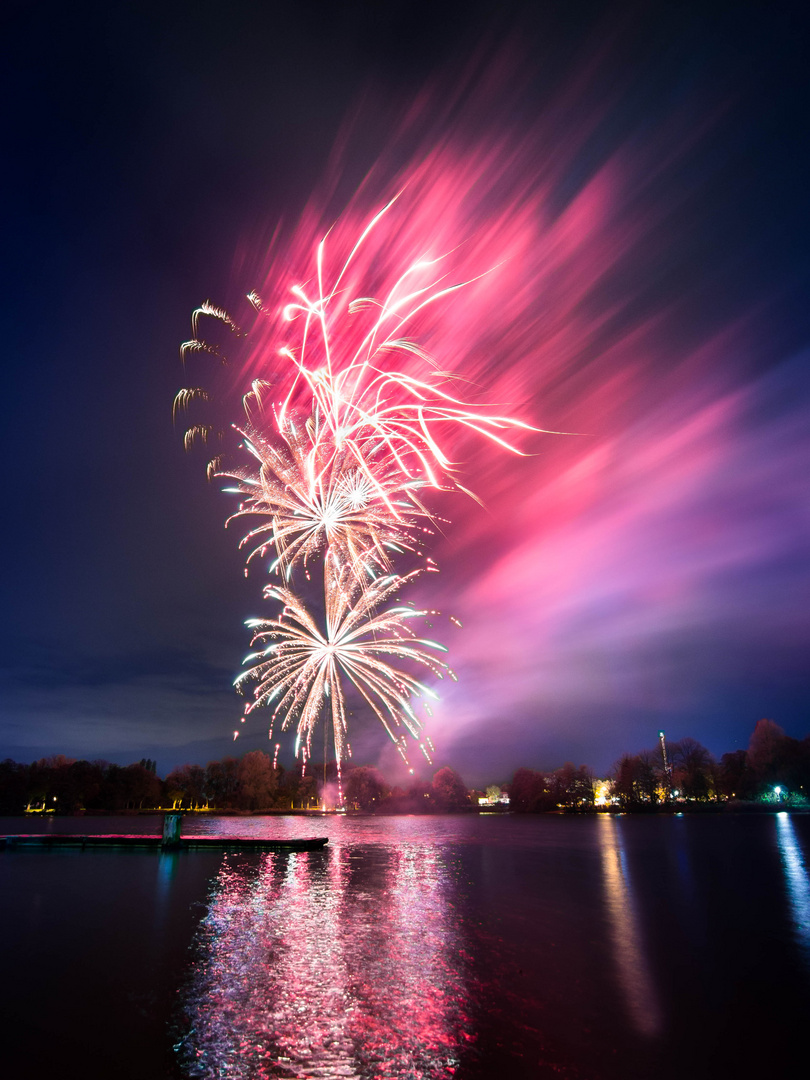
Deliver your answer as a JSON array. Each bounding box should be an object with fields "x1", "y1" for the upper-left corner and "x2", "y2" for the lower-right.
[{"x1": 774, "y1": 785, "x2": 783, "y2": 803}]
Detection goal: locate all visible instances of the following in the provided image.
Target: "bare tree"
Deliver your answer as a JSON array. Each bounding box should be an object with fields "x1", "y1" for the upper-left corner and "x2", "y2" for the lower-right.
[{"x1": 670, "y1": 738, "x2": 715, "y2": 800}]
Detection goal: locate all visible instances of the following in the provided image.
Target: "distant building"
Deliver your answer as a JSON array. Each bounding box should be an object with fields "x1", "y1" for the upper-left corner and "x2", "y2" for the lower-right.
[{"x1": 478, "y1": 786, "x2": 510, "y2": 807}]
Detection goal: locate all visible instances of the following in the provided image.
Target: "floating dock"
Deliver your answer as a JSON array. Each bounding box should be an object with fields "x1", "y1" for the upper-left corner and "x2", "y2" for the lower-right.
[
  {"x1": 0, "y1": 835, "x2": 329, "y2": 851},
  {"x1": 0, "y1": 813, "x2": 328, "y2": 852}
]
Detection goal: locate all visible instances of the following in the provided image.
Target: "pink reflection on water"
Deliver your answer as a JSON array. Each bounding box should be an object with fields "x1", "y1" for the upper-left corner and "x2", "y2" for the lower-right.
[{"x1": 176, "y1": 846, "x2": 472, "y2": 1078}]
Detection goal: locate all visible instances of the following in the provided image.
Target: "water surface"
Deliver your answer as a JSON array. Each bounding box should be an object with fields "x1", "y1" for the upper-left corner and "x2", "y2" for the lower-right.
[{"x1": 2, "y1": 813, "x2": 809, "y2": 1078}]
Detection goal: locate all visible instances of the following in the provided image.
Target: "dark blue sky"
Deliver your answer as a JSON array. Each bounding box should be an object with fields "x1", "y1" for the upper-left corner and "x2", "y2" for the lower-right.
[{"x1": 2, "y1": 1, "x2": 809, "y2": 783}]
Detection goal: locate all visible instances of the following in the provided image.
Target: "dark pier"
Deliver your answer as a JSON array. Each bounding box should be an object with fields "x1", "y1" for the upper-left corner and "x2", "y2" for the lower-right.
[{"x1": 0, "y1": 812, "x2": 328, "y2": 852}]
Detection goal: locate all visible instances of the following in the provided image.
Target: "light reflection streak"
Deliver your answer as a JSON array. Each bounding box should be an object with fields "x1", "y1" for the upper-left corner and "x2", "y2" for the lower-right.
[
  {"x1": 775, "y1": 813, "x2": 810, "y2": 954},
  {"x1": 666, "y1": 819, "x2": 705, "y2": 950},
  {"x1": 154, "y1": 851, "x2": 178, "y2": 933},
  {"x1": 175, "y1": 846, "x2": 472, "y2": 1078},
  {"x1": 597, "y1": 816, "x2": 662, "y2": 1038}
]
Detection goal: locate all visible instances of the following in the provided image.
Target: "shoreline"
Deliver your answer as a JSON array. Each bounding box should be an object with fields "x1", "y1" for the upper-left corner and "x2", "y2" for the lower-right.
[{"x1": 8, "y1": 801, "x2": 808, "y2": 819}]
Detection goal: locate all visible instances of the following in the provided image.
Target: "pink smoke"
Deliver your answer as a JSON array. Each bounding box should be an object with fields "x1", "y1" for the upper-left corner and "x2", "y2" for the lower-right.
[{"x1": 224, "y1": 45, "x2": 810, "y2": 772}]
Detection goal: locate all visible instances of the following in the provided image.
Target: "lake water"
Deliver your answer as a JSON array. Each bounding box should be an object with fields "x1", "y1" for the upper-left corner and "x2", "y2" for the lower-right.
[{"x1": 2, "y1": 812, "x2": 809, "y2": 1079}]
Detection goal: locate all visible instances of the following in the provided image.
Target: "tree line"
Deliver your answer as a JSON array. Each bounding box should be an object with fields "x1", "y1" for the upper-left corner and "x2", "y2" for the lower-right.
[
  {"x1": 608, "y1": 718, "x2": 810, "y2": 809},
  {"x1": 164, "y1": 758, "x2": 472, "y2": 812},
  {"x1": 1, "y1": 718, "x2": 806, "y2": 815},
  {"x1": 0, "y1": 756, "x2": 163, "y2": 815},
  {"x1": 509, "y1": 719, "x2": 810, "y2": 811},
  {"x1": 0, "y1": 751, "x2": 473, "y2": 815}
]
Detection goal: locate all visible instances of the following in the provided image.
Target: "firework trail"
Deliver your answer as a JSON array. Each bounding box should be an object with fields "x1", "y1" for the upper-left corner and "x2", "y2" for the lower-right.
[
  {"x1": 262, "y1": 208, "x2": 541, "y2": 491},
  {"x1": 181, "y1": 199, "x2": 543, "y2": 493}
]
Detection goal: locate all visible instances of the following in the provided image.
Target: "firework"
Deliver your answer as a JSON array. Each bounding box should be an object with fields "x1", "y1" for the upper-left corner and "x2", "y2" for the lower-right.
[
  {"x1": 179, "y1": 300, "x2": 243, "y2": 365},
  {"x1": 274, "y1": 208, "x2": 543, "y2": 488},
  {"x1": 217, "y1": 409, "x2": 437, "y2": 582},
  {"x1": 179, "y1": 199, "x2": 542, "y2": 497},
  {"x1": 235, "y1": 560, "x2": 451, "y2": 764},
  {"x1": 180, "y1": 197, "x2": 537, "y2": 772}
]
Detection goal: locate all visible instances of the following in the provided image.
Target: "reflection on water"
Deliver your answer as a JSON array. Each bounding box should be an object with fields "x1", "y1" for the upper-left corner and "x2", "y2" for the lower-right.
[
  {"x1": 157, "y1": 850, "x2": 179, "y2": 896},
  {"x1": 776, "y1": 812, "x2": 810, "y2": 954},
  {"x1": 597, "y1": 816, "x2": 661, "y2": 1038},
  {"x1": 175, "y1": 845, "x2": 472, "y2": 1079},
  {"x1": 5, "y1": 815, "x2": 810, "y2": 1079}
]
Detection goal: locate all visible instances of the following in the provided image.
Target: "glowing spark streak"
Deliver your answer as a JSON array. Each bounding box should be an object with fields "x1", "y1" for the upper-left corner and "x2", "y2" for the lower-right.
[
  {"x1": 235, "y1": 567, "x2": 448, "y2": 762},
  {"x1": 218, "y1": 418, "x2": 436, "y2": 582}
]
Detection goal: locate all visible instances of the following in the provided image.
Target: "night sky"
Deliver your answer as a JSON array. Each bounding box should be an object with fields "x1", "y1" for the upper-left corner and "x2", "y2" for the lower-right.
[{"x1": 3, "y1": 1, "x2": 809, "y2": 784}]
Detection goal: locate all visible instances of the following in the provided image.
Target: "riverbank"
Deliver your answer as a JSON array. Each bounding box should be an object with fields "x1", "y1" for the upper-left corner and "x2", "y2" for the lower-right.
[{"x1": 14, "y1": 801, "x2": 809, "y2": 819}]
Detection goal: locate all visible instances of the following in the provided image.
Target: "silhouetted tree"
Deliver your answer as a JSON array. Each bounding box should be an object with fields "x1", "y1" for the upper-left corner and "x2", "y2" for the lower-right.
[
  {"x1": 122, "y1": 763, "x2": 162, "y2": 808},
  {"x1": 548, "y1": 763, "x2": 595, "y2": 807},
  {"x1": 746, "y1": 720, "x2": 810, "y2": 797},
  {"x1": 613, "y1": 752, "x2": 659, "y2": 807},
  {"x1": 205, "y1": 757, "x2": 240, "y2": 808},
  {"x1": 237, "y1": 751, "x2": 276, "y2": 810},
  {"x1": 403, "y1": 777, "x2": 434, "y2": 811},
  {"x1": 344, "y1": 766, "x2": 389, "y2": 810},
  {"x1": 0, "y1": 759, "x2": 29, "y2": 813},
  {"x1": 670, "y1": 738, "x2": 715, "y2": 800},
  {"x1": 510, "y1": 768, "x2": 555, "y2": 812},
  {"x1": 432, "y1": 766, "x2": 470, "y2": 809},
  {"x1": 165, "y1": 764, "x2": 207, "y2": 809},
  {"x1": 789, "y1": 736, "x2": 810, "y2": 795},
  {"x1": 717, "y1": 749, "x2": 755, "y2": 799},
  {"x1": 296, "y1": 773, "x2": 318, "y2": 808},
  {"x1": 66, "y1": 760, "x2": 105, "y2": 810},
  {"x1": 747, "y1": 719, "x2": 786, "y2": 787}
]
